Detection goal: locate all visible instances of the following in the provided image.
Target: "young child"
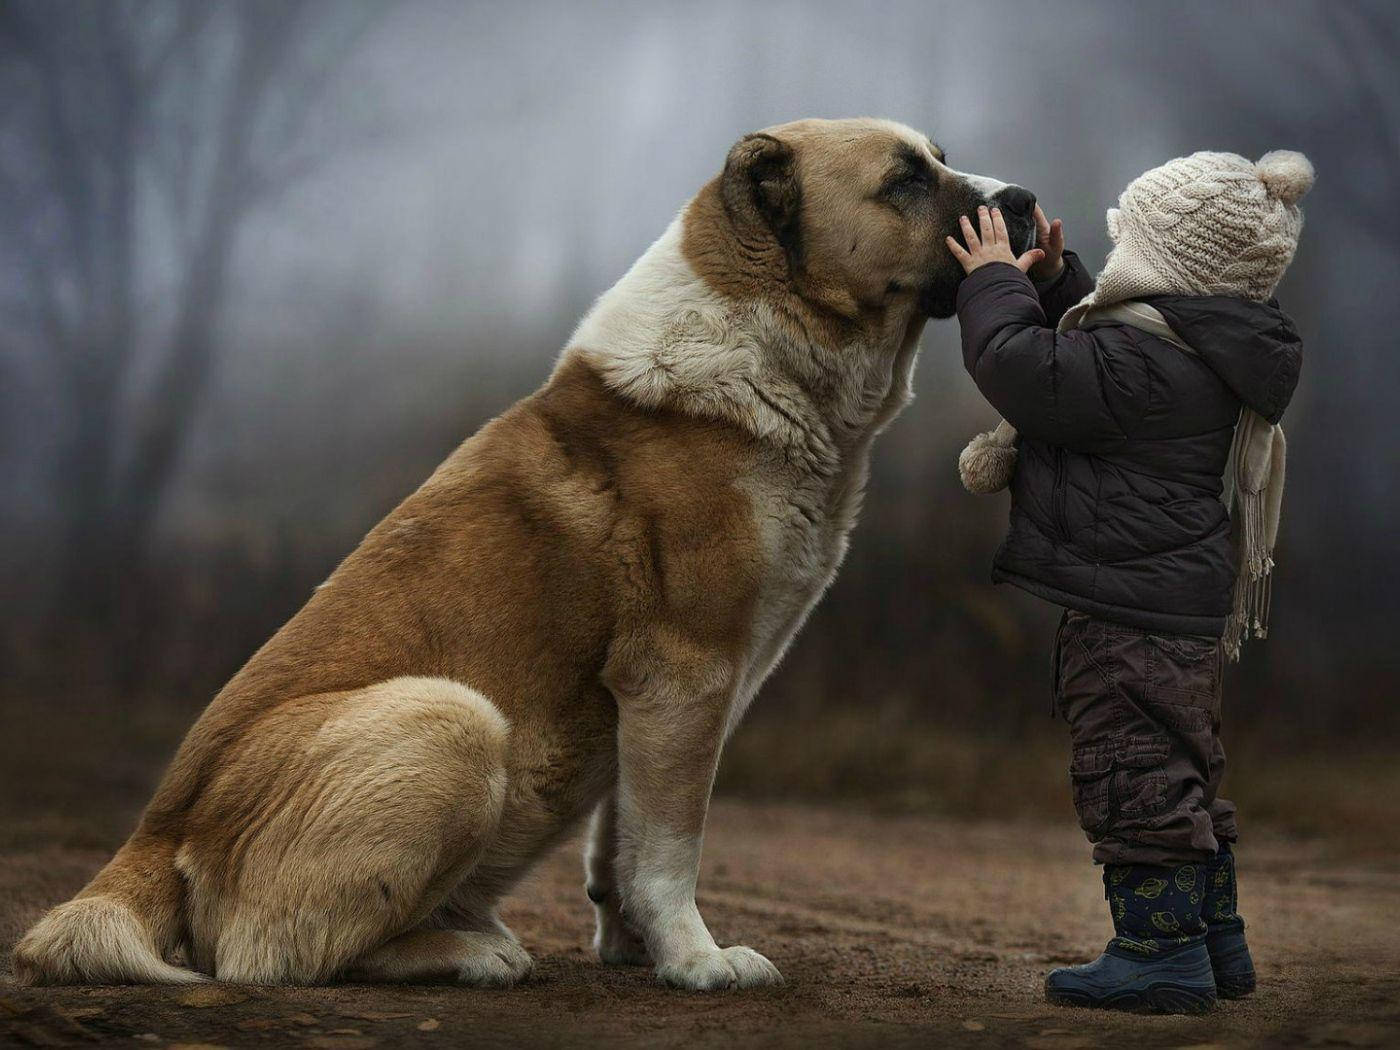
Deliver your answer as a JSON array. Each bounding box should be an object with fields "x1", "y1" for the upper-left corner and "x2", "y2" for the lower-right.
[{"x1": 946, "y1": 150, "x2": 1313, "y2": 1013}]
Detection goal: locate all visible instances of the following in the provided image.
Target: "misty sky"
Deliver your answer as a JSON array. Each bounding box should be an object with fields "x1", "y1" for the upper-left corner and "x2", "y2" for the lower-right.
[{"x1": 3, "y1": 0, "x2": 1397, "y2": 714}]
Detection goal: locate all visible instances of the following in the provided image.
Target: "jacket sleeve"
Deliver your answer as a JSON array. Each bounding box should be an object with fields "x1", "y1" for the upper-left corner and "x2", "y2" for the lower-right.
[
  {"x1": 1031, "y1": 249, "x2": 1094, "y2": 329},
  {"x1": 956, "y1": 262, "x2": 1143, "y2": 451}
]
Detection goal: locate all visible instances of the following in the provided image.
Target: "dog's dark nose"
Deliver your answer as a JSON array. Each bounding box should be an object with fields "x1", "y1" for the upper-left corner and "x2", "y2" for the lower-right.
[{"x1": 996, "y1": 186, "x2": 1036, "y2": 218}]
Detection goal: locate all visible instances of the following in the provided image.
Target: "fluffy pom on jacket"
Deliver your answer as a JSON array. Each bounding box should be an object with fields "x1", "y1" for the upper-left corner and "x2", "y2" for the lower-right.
[{"x1": 958, "y1": 419, "x2": 1019, "y2": 494}]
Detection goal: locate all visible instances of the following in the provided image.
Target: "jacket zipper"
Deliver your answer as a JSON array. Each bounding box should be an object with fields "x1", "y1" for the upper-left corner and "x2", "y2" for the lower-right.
[
  {"x1": 1050, "y1": 610, "x2": 1069, "y2": 717},
  {"x1": 1054, "y1": 447, "x2": 1071, "y2": 541}
]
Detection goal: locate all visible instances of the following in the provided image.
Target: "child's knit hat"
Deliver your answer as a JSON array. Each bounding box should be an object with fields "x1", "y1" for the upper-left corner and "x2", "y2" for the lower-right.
[{"x1": 1097, "y1": 150, "x2": 1314, "y2": 304}]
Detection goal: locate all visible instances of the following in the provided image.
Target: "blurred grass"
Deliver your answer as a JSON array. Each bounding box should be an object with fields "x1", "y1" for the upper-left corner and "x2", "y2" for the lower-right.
[
  {"x1": 3, "y1": 694, "x2": 1397, "y2": 865},
  {"x1": 717, "y1": 711, "x2": 1400, "y2": 863}
]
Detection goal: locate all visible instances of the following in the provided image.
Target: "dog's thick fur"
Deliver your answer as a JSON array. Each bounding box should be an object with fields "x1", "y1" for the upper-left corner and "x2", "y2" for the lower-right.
[{"x1": 15, "y1": 118, "x2": 1031, "y2": 991}]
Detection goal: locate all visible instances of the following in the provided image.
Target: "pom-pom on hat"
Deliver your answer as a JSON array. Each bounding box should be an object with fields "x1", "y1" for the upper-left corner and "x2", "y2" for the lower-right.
[{"x1": 1097, "y1": 149, "x2": 1314, "y2": 304}]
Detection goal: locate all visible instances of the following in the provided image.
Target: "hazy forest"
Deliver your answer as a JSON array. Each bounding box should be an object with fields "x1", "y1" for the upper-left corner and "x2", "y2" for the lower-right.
[{"x1": 2, "y1": 0, "x2": 1398, "y2": 820}]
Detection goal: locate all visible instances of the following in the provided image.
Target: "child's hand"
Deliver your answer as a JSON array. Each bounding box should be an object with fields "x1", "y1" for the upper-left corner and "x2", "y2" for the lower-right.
[
  {"x1": 1027, "y1": 204, "x2": 1066, "y2": 282},
  {"x1": 946, "y1": 205, "x2": 1044, "y2": 276}
]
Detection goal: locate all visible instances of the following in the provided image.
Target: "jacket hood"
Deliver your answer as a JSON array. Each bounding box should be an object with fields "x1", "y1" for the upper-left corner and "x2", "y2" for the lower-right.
[{"x1": 1146, "y1": 295, "x2": 1302, "y2": 424}]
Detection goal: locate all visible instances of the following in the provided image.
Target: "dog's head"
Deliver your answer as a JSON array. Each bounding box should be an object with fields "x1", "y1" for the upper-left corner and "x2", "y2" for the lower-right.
[{"x1": 699, "y1": 118, "x2": 1036, "y2": 323}]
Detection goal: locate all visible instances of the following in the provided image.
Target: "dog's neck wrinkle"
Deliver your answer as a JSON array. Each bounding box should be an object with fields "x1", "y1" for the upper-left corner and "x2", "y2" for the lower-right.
[
  {"x1": 765, "y1": 308, "x2": 909, "y2": 450},
  {"x1": 563, "y1": 213, "x2": 910, "y2": 474}
]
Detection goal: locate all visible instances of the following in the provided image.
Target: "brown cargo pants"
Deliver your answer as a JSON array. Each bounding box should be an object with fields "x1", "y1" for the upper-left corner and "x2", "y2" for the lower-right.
[{"x1": 1052, "y1": 610, "x2": 1238, "y2": 866}]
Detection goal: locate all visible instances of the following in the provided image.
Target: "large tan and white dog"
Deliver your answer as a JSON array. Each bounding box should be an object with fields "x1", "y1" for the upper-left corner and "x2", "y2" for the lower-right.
[{"x1": 15, "y1": 118, "x2": 1035, "y2": 991}]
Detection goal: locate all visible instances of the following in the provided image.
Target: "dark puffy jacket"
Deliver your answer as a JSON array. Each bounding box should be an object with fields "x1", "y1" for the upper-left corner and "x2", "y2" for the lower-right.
[{"x1": 956, "y1": 251, "x2": 1302, "y2": 636}]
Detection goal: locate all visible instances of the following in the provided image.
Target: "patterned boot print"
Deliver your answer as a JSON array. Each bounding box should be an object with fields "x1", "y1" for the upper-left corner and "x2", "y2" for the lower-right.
[{"x1": 1105, "y1": 861, "x2": 1208, "y2": 955}]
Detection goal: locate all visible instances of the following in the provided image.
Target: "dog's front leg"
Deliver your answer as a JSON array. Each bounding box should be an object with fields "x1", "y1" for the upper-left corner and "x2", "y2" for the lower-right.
[{"x1": 607, "y1": 654, "x2": 782, "y2": 991}]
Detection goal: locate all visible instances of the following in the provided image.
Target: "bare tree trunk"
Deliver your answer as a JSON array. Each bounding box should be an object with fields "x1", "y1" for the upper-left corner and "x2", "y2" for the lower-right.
[{"x1": 1, "y1": 0, "x2": 380, "y2": 691}]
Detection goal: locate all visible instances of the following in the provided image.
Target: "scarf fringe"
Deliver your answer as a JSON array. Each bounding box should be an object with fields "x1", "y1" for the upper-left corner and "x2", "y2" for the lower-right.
[
  {"x1": 1221, "y1": 412, "x2": 1285, "y2": 662},
  {"x1": 1223, "y1": 544, "x2": 1273, "y2": 661}
]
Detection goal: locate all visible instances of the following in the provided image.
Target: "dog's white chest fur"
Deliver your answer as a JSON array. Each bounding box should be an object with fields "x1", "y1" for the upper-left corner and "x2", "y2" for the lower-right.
[
  {"x1": 729, "y1": 470, "x2": 850, "y2": 731},
  {"x1": 568, "y1": 212, "x2": 918, "y2": 734}
]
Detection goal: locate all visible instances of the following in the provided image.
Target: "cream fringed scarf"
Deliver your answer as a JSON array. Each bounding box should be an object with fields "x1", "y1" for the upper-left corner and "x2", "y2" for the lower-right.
[
  {"x1": 1220, "y1": 405, "x2": 1285, "y2": 658},
  {"x1": 957, "y1": 299, "x2": 1285, "y2": 660}
]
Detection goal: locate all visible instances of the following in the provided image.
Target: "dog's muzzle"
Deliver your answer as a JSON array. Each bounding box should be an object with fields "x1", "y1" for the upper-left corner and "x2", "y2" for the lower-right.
[{"x1": 988, "y1": 185, "x2": 1038, "y2": 254}]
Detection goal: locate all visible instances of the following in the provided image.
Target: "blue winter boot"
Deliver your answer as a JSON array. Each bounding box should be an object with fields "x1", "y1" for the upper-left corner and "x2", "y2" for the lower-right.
[
  {"x1": 1045, "y1": 862, "x2": 1217, "y2": 1014},
  {"x1": 1204, "y1": 842, "x2": 1255, "y2": 998}
]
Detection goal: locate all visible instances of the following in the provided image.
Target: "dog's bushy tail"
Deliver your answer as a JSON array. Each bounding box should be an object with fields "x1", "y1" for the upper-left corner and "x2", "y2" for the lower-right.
[{"x1": 12, "y1": 834, "x2": 204, "y2": 985}]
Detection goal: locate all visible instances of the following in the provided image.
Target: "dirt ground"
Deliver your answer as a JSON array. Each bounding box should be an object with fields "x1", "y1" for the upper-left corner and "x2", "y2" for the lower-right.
[{"x1": 3, "y1": 796, "x2": 1398, "y2": 1050}]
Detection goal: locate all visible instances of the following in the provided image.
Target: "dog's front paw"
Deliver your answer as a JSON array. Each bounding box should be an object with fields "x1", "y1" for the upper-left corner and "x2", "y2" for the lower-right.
[
  {"x1": 594, "y1": 915, "x2": 650, "y2": 967},
  {"x1": 655, "y1": 945, "x2": 783, "y2": 991}
]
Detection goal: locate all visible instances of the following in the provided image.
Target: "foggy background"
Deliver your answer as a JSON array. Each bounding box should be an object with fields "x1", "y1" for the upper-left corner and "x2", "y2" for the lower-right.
[{"x1": 3, "y1": 0, "x2": 1397, "y2": 826}]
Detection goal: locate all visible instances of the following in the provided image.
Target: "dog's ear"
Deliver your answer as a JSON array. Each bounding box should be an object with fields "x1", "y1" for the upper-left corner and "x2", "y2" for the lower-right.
[{"x1": 721, "y1": 133, "x2": 801, "y2": 250}]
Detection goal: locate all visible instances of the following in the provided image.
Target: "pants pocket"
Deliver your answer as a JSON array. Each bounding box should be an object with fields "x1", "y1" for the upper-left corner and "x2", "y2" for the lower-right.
[
  {"x1": 1142, "y1": 697, "x2": 1212, "y2": 733},
  {"x1": 1069, "y1": 734, "x2": 1172, "y2": 836},
  {"x1": 1116, "y1": 765, "x2": 1169, "y2": 818},
  {"x1": 1144, "y1": 633, "x2": 1220, "y2": 782},
  {"x1": 1069, "y1": 744, "x2": 1114, "y2": 833},
  {"x1": 1112, "y1": 733, "x2": 1172, "y2": 819},
  {"x1": 1146, "y1": 633, "x2": 1220, "y2": 706}
]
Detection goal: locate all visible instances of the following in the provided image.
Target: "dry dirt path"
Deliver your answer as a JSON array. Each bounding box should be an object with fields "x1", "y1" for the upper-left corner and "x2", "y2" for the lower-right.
[{"x1": 4, "y1": 801, "x2": 1398, "y2": 1048}]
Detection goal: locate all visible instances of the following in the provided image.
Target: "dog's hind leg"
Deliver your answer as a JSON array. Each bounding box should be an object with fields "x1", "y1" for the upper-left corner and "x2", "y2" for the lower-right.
[
  {"x1": 373, "y1": 874, "x2": 536, "y2": 985},
  {"x1": 584, "y1": 789, "x2": 649, "y2": 966},
  {"x1": 346, "y1": 927, "x2": 532, "y2": 985},
  {"x1": 182, "y1": 676, "x2": 511, "y2": 985}
]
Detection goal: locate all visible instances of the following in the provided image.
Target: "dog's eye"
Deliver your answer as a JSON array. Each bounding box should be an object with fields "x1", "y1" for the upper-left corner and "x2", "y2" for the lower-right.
[
  {"x1": 891, "y1": 166, "x2": 935, "y2": 195},
  {"x1": 876, "y1": 159, "x2": 937, "y2": 208}
]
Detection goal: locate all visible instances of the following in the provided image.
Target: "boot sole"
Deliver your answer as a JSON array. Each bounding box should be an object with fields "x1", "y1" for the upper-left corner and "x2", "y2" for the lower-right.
[
  {"x1": 1208, "y1": 942, "x2": 1256, "y2": 998},
  {"x1": 1046, "y1": 981, "x2": 1217, "y2": 1014},
  {"x1": 1215, "y1": 973, "x2": 1256, "y2": 999}
]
